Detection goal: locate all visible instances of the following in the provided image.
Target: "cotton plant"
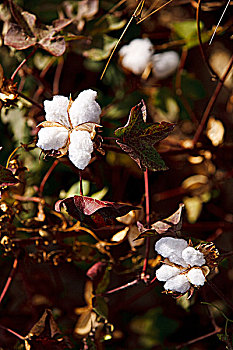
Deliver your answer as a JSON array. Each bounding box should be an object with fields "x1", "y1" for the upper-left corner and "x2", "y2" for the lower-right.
[
  {"x1": 119, "y1": 38, "x2": 154, "y2": 75},
  {"x1": 155, "y1": 237, "x2": 219, "y2": 294},
  {"x1": 37, "y1": 89, "x2": 101, "y2": 170},
  {"x1": 152, "y1": 51, "x2": 180, "y2": 80}
]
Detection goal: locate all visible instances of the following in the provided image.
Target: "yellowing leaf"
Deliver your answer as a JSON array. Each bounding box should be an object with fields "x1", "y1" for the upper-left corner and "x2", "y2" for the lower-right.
[
  {"x1": 183, "y1": 196, "x2": 202, "y2": 223},
  {"x1": 206, "y1": 117, "x2": 224, "y2": 146}
]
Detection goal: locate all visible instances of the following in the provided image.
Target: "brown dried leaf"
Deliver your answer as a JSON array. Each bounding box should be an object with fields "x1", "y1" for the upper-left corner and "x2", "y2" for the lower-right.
[
  {"x1": 0, "y1": 164, "x2": 19, "y2": 187},
  {"x1": 25, "y1": 309, "x2": 72, "y2": 349}
]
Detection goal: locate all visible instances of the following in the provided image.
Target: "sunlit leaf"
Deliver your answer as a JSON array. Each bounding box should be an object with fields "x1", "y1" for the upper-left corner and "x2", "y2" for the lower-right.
[{"x1": 114, "y1": 100, "x2": 175, "y2": 171}]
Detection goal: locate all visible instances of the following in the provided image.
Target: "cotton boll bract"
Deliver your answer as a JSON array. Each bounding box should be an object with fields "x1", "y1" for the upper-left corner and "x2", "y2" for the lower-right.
[
  {"x1": 119, "y1": 38, "x2": 154, "y2": 75},
  {"x1": 152, "y1": 51, "x2": 180, "y2": 80}
]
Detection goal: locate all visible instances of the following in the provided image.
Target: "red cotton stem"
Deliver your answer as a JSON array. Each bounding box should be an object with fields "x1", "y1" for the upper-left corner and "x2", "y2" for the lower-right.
[
  {"x1": 0, "y1": 256, "x2": 18, "y2": 305},
  {"x1": 97, "y1": 279, "x2": 139, "y2": 297},
  {"x1": 0, "y1": 324, "x2": 25, "y2": 340},
  {"x1": 11, "y1": 47, "x2": 37, "y2": 81},
  {"x1": 142, "y1": 168, "x2": 150, "y2": 279},
  {"x1": 39, "y1": 160, "x2": 59, "y2": 197},
  {"x1": 79, "y1": 170, "x2": 83, "y2": 196}
]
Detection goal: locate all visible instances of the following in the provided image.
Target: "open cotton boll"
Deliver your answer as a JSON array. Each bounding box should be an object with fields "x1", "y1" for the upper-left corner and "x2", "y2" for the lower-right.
[
  {"x1": 164, "y1": 274, "x2": 190, "y2": 293},
  {"x1": 37, "y1": 127, "x2": 69, "y2": 150},
  {"x1": 187, "y1": 268, "x2": 205, "y2": 286},
  {"x1": 182, "y1": 246, "x2": 206, "y2": 267},
  {"x1": 119, "y1": 38, "x2": 154, "y2": 75},
  {"x1": 68, "y1": 130, "x2": 93, "y2": 169},
  {"x1": 152, "y1": 51, "x2": 180, "y2": 79},
  {"x1": 44, "y1": 95, "x2": 70, "y2": 127},
  {"x1": 69, "y1": 130, "x2": 94, "y2": 153},
  {"x1": 156, "y1": 264, "x2": 181, "y2": 282},
  {"x1": 167, "y1": 253, "x2": 188, "y2": 267},
  {"x1": 155, "y1": 237, "x2": 188, "y2": 258},
  {"x1": 69, "y1": 89, "x2": 101, "y2": 126}
]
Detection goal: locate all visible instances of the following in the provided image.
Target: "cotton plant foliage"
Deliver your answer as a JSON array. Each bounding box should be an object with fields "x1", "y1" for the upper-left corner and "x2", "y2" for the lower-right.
[
  {"x1": 37, "y1": 89, "x2": 101, "y2": 170},
  {"x1": 155, "y1": 237, "x2": 210, "y2": 294},
  {"x1": 119, "y1": 38, "x2": 154, "y2": 75}
]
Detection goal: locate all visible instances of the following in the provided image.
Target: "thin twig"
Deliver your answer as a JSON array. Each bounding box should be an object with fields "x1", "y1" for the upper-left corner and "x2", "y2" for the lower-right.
[
  {"x1": 11, "y1": 47, "x2": 37, "y2": 81},
  {"x1": 100, "y1": 0, "x2": 144, "y2": 80},
  {"x1": 79, "y1": 170, "x2": 83, "y2": 196},
  {"x1": 207, "y1": 280, "x2": 233, "y2": 311},
  {"x1": 175, "y1": 328, "x2": 221, "y2": 349},
  {"x1": 39, "y1": 160, "x2": 59, "y2": 197},
  {"x1": 17, "y1": 91, "x2": 44, "y2": 110},
  {"x1": 0, "y1": 255, "x2": 19, "y2": 305},
  {"x1": 97, "y1": 279, "x2": 139, "y2": 297},
  {"x1": 137, "y1": 0, "x2": 174, "y2": 24},
  {"x1": 196, "y1": 0, "x2": 218, "y2": 79},
  {"x1": 193, "y1": 55, "x2": 233, "y2": 145},
  {"x1": 0, "y1": 324, "x2": 25, "y2": 340},
  {"x1": 209, "y1": 0, "x2": 231, "y2": 45},
  {"x1": 53, "y1": 57, "x2": 64, "y2": 95}
]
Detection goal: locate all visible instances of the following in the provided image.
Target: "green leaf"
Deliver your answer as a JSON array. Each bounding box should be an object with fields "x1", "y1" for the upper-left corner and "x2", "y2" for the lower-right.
[
  {"x1": 172, "y1": 20, "x2": 209, "y2": 49},
  {"x1": 114, "y1": 101, "x2": 175, "y2": 171},
  {"x1": 84, "y1": 35, "x2": 118, "y2": 61}
]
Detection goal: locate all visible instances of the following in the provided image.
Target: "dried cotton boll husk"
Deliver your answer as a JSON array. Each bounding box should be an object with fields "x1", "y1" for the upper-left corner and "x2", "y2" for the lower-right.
[
  {"x1": 119, "y1": 38, "x2": 154, "y2": 75},
  {"x1": 209, "y1": 45, "x2": 233, "y2": 89},
  {"x1": 152, "y1": 51, "x2": 180, "y2": 79},
  {"x1": 206, "y1": 117, "x2": 224, "y2": 147}
]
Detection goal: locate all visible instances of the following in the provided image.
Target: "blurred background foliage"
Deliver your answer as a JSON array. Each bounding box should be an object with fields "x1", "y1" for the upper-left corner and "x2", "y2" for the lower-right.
[{"x1": 0, "y1": 0, "x2": 233, "y2": 349}]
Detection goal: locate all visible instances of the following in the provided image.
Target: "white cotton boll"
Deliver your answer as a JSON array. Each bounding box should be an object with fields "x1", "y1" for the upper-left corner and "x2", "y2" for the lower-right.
[
  {"x1": 119, "y1": 38, "x2": 154, "y2": 75},
  {"x1": 182, "y1": 247, "x2": 206, "y2": 267},
  {"x1": 164, "y1": 274, "x2": 190, "y2": 293},
  {"x1": 155, "y1": 237, "x2": 188, "y2": 258},
  {"x1": 69, "y1": 89, "x2": 101, "y2": 126},
  {"x1": 69, "y1": 130, "x2": 93, "y2": 153},
  {"x1": 37, "y1": 126, "x2": 68, "y2": 150},
  {"x1": 152, "y1": 51, "x2": 180, "y2": 80},
  {"x1": 68, "y1": 149, "x2": 92, "y2": 170},
  {"x1": 156, "y1": 264, "x2": 181, "y2": 282},
  {"x1": 187, "y1": 268, "x2": 205, "y2": 286},
  {"x1": 168, "y1": 253, "x2": 188, "y2": 268},
  {"x1": 68, "y1": 130, "x2": 93, "y2": 169},
  {"x1": 44, "y1": 95, "x2": 70, "y2": 127}
]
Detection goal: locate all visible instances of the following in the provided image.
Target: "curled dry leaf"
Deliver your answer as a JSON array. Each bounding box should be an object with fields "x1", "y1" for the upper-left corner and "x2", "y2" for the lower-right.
[
  {"x1": 136, "y1": 203, "x2": 184, "y2": 239},
  {"x1": 0, "y1": 64, "x2": 18, "y2": 110},
  {"x1": 4, "y1": 3, "x2": 72, "y2": 56},
  {"x1": 87, "y1": 261, "x2": 108, "y2": 289},
  {"x1": 114, "y1": 100, "x2": 175, "y2": 171},
  {"x1": 62, "y1": 0, "x2": 99, "y2": 31},
  {"x1": 55, "y1": 195, "x2": 139, "y2": 228},
  {"x1": 25, "y1": 309, "x2": 72, "y2": 349},
  {"x1": 0, "y1": 164, "x2": 19, "y2": 188}
]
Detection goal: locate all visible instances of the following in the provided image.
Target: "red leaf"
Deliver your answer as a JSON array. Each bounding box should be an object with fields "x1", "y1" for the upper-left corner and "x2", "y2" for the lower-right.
[{"x1": 56, "y1": 195, "x2": 139, "y2": 228}]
